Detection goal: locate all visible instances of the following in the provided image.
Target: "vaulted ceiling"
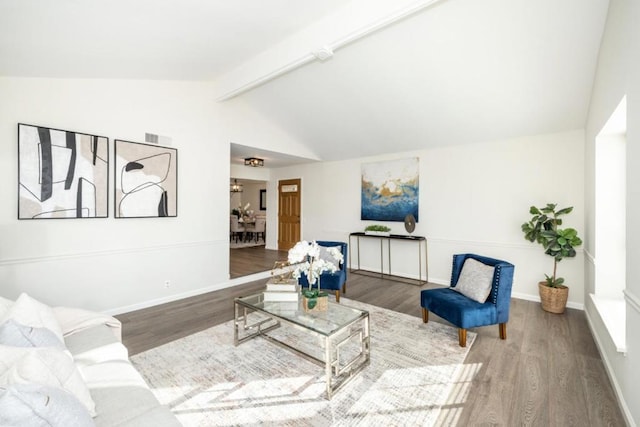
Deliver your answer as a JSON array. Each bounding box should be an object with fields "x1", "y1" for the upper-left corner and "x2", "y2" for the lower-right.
[{"x1": 0, "y1": 0, "x2": 610, "y2": 163}]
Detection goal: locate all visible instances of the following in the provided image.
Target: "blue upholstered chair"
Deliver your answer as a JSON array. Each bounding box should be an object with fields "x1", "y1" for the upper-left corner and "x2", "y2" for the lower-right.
[
  {"x1": 298, "y1": 241, "x2": 348, "y2": 302},
  {"x1": 420, "y1": 253, "x2": 515, "y2": 347}
]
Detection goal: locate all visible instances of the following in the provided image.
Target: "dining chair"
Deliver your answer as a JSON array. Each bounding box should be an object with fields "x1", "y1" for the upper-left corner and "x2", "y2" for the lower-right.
[
  {"x1": 230, "y1": 215, "x2": 245, "y2": 243},
  {"x1": 253, "y1": 218, "x2": 266, "y2": 243}
]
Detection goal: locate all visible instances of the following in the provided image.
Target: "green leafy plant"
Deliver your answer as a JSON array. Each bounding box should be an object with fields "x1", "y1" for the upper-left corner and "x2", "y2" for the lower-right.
[
  {"x1": 522, "y1": 203, "x2": 582, "y2": 287},
  {"x1": 365, "y1": 224, "x2": 391, "y2": 232},
  {"x1": 301, "y1": 288, "x2": 328, "y2": 309}
]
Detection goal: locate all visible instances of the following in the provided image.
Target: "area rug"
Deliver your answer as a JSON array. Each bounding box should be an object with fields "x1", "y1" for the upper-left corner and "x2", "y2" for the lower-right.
[
  {"x1": 131, "y1": 299, "x2": 476, "y2": 426},
  {"x1": 230, "y1": 241, "x2": 265, "y2": 249}
]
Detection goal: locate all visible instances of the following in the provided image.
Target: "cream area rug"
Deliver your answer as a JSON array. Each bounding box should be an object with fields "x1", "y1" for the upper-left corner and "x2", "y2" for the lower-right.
[
  {"x1": 131, "y1": 299, "x2": 476, "y2": 426},
  {"x1": 230, "y1": 241, "x2": 265, "y2": 249}
]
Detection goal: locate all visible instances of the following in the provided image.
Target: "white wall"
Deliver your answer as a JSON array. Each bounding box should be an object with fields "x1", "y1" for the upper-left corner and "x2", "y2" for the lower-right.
[
  {"x1": 271, "y1": 130, "x2": 585, "y2": 306},
  {"x1": 0, "y1": 77, "x2": 234, "y2": 314},
  {"x1": 584, "y1": 0, "x2": 639, "y2": 424},
  {"x1": 0, "y1": 77, "x2": 316, "y2": 314}
]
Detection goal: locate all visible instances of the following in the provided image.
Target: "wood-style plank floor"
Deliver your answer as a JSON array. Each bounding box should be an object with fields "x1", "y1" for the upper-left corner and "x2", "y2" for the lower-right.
[
  {"x1": 229, "y1": 246, "x2": 288, "y2": 279},
  {"x1": 117, "y1": 249, "x2": 626, "y2": 426}
]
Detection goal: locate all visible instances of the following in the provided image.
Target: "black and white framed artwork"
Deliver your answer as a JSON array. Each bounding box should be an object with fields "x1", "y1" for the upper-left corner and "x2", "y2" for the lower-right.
[
  {"x1": 114, "y1": 140, "x2": 178, "y2": 218},
  {"x1": 18, "y1": 123, "x2": 109, "y2": 219}
]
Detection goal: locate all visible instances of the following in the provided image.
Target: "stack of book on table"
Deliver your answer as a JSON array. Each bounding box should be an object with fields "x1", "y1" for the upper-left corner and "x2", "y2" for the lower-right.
[{"x1": 263, "y1": 279, "x2": 299, "y2": 302}]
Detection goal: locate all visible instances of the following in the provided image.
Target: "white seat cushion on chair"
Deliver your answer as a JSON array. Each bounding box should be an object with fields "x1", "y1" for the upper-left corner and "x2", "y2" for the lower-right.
[{"x1": 452, "y1": 258, "x2": 495, "y2": 303}]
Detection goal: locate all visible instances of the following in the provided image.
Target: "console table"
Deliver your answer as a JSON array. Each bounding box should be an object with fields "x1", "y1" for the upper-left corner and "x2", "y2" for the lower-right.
[{"x1": 348, "y1": 232, "x2": 428, "y2": 285}]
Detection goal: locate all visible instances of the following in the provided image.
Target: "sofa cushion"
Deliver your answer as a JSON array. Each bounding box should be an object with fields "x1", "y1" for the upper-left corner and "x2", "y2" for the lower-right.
[
  {"x1": 0, "y1": 293, "x2": 64, "y2": 343},
  {"x1": 0, "y1": 346, "x2": 96, "y2": 417},
  {"x1": 81, "y1": 360, "x2": 180, "y2": 426},
  {"x1": 0, "y1": 383, "x2": 94, "y2": 427},
  {"x1": 452, "y1": 258, "x2": 494, "y2": 303},
  {"x1": 91, "y1": 386, "x2": 180, "y2": 427},
  {"x1": 53, "y1": 307, "x2": 122, "y2": 341},
  {"x1": 0, "y1": 319, "x2": 66, "y2": 349},
  {"x1": 79, "y1": 360, "x2": 149, "y2": 390},
  {"x1": 65, "y1": 324, "x2": 128, "y2": 367},
  {"x1": 421, "y1": 287, "x2": 499, "y2": 328}
]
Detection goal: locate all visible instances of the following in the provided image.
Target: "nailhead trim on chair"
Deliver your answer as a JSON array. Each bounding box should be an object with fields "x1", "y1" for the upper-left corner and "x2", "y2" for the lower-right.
[
  {"x1": 450, "y1": 257, "x2": 457, "y2": 286},
  {"x1": 490, "y1": 265, "x2": 501, "y2": 304}
]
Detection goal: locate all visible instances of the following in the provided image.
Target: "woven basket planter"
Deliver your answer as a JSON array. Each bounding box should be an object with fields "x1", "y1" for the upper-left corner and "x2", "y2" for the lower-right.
[{"x1": 538, "y1": 282, "x2": 569, "y2": 314}]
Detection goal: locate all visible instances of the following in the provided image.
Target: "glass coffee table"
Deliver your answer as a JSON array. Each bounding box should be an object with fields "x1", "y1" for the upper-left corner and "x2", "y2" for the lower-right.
[{"x1": 234, "y1": 292, "x2": 370, "y2": 399}]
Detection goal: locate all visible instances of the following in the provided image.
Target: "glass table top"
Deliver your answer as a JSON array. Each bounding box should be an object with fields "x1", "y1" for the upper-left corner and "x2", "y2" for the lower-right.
[{"x1": 235, "y1": 293, "x2": 368, "y2": 336}]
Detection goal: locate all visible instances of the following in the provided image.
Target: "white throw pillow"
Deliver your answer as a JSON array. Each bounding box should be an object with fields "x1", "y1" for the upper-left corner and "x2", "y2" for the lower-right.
[
  {"x1": 0, "y1": 346, "x2": 96, "y2": 417},
  {"x1": 0, "y1": 319, "x2": 66, "y2": 349},
  {"x1": 0, "y1": 383, "x2": 95, "y2": 427},
  {"x1": 0, "y1": 296, "x2": 13, "y2": 318},
  {"x1": 319, "y1": 246, "x2": 343, "y2": 270},
  {"x1": 0, "y1": 293, "x2": 64, "y2": 343},
  {"x1": 452, "y1": 258, "x2": 495, "y2": 303}
]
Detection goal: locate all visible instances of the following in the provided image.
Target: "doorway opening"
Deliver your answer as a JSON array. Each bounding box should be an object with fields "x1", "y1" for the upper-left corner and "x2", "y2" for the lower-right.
[
  {"x1": 229, "y1": 142, "x2": 315, "y2": 279},
  {"x1": 229, "y1": 177, "x2": 286, "y2": 279}
]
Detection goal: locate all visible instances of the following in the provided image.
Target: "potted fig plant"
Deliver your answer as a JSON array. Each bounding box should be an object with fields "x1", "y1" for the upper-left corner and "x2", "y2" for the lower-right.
[{"x1": 522, "y1": 203, "x2": 582, "y2": 313}]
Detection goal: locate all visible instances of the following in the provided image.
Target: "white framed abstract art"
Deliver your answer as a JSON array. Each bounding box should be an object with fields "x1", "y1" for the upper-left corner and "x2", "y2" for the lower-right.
[
  {"x1": 18, "y1": 123, "x2": 109, "y2": 219},
  {"x1": 114, "y1": 140, "x2": 178, "y2": 218}
]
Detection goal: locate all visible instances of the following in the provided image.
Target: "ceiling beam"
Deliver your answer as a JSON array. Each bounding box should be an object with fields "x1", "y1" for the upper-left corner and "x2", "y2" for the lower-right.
[{"x1": 215, "y1": 0, "x2": 446, "y2": 102}]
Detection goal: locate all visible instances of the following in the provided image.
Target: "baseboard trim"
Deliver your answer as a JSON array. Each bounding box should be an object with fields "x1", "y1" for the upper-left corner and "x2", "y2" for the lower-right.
[
  {"x1": 585, "y1": 308, "x2": 637, "y2": 427},
  {"x1": 511, "y1": 291, "x2": 584, "y2": 310}
]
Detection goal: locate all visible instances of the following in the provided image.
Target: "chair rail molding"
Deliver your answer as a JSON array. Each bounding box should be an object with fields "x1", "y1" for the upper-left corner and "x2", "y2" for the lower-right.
[
  {"x1": 584, "y1": 248, "x2": 595, "y2": 265},
  {"x1": 624, "y1": 289, "x2": 640, "y2": 313},
  {"x1": 0, "y1": 240, "x2": 226, "y2": 266}
]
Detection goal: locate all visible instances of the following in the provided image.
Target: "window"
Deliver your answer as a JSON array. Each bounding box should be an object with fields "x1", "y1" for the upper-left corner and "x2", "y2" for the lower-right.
[{"x1": 593, "y1": 96, "x2": 627, "y2": 352}]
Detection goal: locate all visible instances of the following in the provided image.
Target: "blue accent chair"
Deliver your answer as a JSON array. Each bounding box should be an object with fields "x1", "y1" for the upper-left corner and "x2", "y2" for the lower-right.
[
  {"x1": 298, "y1": 241, "x2": 348, "y2": 302},
  {"x1": 420, "y1": 253, "x2": 515, "y2": 347}
]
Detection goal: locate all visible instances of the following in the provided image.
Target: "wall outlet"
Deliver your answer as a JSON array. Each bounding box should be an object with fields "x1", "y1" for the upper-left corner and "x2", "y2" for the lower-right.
[{"x1": 164, "y1": 280, "x2": 171, "y2": 288}]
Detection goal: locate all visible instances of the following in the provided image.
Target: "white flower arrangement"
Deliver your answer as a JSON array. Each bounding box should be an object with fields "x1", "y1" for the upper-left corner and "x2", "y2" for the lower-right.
[
  {"x1": 287, "y1": 240, "x2": 343, "y2": 288},
  {"x1": 233, "y1": 203, "x2": 255, "y2": 221}
]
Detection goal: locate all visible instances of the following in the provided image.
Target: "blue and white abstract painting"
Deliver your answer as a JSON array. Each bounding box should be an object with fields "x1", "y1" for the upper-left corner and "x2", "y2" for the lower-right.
[{"x1": 361, "y1": 157, "x2": 419, "y2": 222}]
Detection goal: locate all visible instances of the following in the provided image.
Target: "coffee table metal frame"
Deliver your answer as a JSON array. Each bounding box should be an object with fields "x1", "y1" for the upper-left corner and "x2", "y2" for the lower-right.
[{"x1": 234, "y1": 293, "x2": 370, "y2": 399}]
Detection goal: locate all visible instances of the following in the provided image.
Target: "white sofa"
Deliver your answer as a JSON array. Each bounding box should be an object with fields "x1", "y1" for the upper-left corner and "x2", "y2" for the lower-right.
[{"x1": 0, "y1": 293, "x2": 180, "y2": 426}]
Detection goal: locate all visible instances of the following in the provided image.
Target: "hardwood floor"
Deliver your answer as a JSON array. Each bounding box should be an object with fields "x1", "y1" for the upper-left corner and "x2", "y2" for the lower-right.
[
  {"x1": 229, "y1": 246, "x2": 288, "y2": 279},
  {"x1": 117, "y1": 252, "x2": 626, "y2": 426}
]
